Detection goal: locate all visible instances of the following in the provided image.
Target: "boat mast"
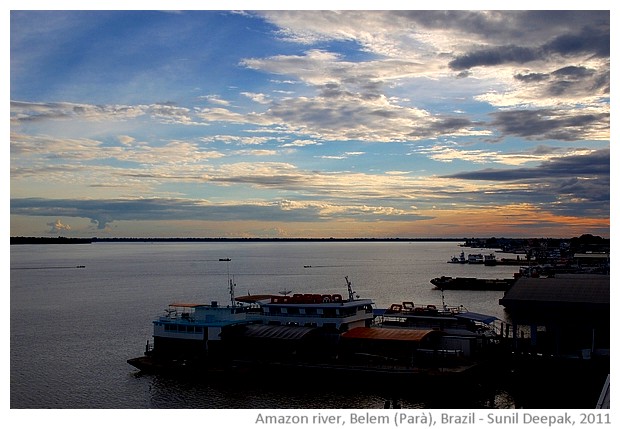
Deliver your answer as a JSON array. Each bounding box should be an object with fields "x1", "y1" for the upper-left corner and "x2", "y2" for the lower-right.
[
  {"x1": 345, "y1": 276, "x2": 356, "y2": 301},
  {"x1": 223, "y1": 258, "x2": 235, "y2": 311}
]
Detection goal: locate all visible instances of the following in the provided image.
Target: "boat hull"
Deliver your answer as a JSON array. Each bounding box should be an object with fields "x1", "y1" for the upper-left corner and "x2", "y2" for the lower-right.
[{"x1": 431, "y1": 276, "x2": 515, "y2": 291}]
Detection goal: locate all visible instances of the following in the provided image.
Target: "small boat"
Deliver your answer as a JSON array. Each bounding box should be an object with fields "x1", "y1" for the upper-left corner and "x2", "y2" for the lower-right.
[
  {"x1": 219, "y1": 258, "x2": 231, "y2": 262},
  {"x1": 448, "y1": 251, "x2": 467, "y2": 264}
]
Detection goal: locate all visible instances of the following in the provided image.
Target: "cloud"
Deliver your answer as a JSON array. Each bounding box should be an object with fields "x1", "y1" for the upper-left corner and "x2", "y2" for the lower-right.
[
  {"x1": 449, "y1": 46, "x2": 540, "y2": 70},
  {"x1": 198, "y1": 95, "x2": 230, "y2": 106},
  {"x1": 201, "y1": 135, "x2": 276, "y2": 146},
  {"x1": 47, "y1": 218, "x2": 71, "y2": 234},
  {"x1": 448, "y1": 22, "x2": 609, "y2": 71},
  {"x1": 196, "y1": 90, "x2": 487, "y2": 142},
  {"x1": 10, "y1": 132, "x2": 226, "y2": 171},
  {"x1": 10, "y1": 197, "x2": 431, "y2": 230},
  {"x1": 443, "y1": 149, "x2": 609, "y2": 181},
  {"x1": 413, "y1": 144, "x2": 579, "y2": 166},
  {"x1": 489, "y1": 108, "x2": 609, "y2": 141},
  {"x1": 439, "y1": 149, "x2": 609, "y2": 218},
  {"x1": 241, "y1": 92, "x2": 270, "y2": 104},
  {"x1": 10, "y1": 100, "x2": 195, "y2": 126},
  {"x1": 280, "y1": 139, "x2": 322, "y2": 148}
]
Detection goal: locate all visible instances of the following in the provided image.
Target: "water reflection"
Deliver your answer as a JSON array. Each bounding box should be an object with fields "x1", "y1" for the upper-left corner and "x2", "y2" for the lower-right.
[{"x1": 138, "y1": 370, "x2": 517, "y2": 409}]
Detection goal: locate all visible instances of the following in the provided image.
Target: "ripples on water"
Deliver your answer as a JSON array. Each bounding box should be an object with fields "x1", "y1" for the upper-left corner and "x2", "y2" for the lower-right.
[{"x1": 11, "y1": 241, "x2": 520, "y2": 409}]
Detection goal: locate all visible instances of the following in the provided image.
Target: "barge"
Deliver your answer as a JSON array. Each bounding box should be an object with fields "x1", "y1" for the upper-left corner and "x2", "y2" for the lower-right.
[{"x1": 431, "y1": 276, "x2": 516, "y2": 291}]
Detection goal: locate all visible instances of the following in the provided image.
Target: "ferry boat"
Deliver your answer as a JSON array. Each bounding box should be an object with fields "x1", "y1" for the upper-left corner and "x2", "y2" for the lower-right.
[
  {"x1": 126, "y1": 277, "x2": 253, "y2": 373},
  {"x1": 127, "y1": 277, "x2": 374, "y2": 373},
  {"x1": 128, "y1": 276, "x2": 499, "y2": 382}
]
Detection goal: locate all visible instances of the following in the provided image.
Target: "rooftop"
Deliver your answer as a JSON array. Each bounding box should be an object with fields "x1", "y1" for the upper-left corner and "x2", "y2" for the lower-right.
[{"x1": 500, "y1": 274, "x2": 609, "y2": 306}]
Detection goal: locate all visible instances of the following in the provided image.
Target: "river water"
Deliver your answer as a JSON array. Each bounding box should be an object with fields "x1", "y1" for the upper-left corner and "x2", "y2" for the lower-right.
[{"x1": 10, "y1": 241, "x2": 527, "y2": 410}]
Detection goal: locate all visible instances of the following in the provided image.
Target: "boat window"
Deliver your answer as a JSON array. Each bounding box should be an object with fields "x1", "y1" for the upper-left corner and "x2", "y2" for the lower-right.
[
  {"x1": 178, "y1": 325, "x2": 186, "y2": 332},
  {"x1": 323, "y1": 309, "x2": 337, "y2": 318}
]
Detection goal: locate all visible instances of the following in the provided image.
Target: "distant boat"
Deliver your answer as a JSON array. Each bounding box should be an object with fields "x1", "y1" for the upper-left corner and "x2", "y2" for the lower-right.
[
  {"x1": 467, "y1": 254, "x2": 484, "y2": 264},
  {"x1": 219, "y1": 258, "x2": 231, "y2": 262},
  {"x1": 448, "y1": 251, "x2": 467, "y2": 264},
  {"x1": 484, "y1": 254, "x2": 497, "y2": 266}
]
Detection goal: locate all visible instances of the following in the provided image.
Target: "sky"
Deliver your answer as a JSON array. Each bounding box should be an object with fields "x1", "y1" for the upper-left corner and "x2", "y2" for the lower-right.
[{"x1": 9, "y1": 7, "x2": 611, "y2": 239}]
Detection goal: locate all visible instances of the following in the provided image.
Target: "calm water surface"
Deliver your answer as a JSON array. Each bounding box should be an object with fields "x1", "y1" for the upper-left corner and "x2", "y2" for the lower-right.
[{"x1": 11, "y1": 241, "x2": 520, "y2": 409}]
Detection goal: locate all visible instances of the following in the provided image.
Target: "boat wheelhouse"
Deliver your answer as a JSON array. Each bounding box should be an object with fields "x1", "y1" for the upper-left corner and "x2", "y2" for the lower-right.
[
  {"x1": 448, "y1": 251, "x2": 467, "y2": 264},
  {"x1": 468, "y1": 253, "x2": 484, "y2": 264},
  {"x1": 149, "y1": 300, "x2": 250, "y2": 358},
  {"x1": 236, "y1": 277, "x2": 374, "y2": 331}
]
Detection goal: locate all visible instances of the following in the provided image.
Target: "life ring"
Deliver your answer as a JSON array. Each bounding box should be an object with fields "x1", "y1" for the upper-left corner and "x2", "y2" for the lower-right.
[{"x1": 322, "y1": 295, "x2": 332, "y2": 303}]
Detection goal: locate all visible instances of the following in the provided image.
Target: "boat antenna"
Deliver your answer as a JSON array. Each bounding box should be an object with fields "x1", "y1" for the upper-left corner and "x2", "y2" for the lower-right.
[
  {"x1": 229, "y1": 276, "x2": 236, "y2": 311},
  {"x1": 345, "y1": 276, "x2": 356, "y2": 301},
  {"x1": 222, "y1": 258, "x2": 235, "y2": 310}
]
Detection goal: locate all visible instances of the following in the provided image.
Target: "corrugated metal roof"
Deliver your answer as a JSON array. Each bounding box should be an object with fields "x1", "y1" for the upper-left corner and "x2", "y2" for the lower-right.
[
  {"x1": 169, "y1": 303, "x2": 202, "y2": 308},
  {"x1": 341, "y1": 327, "x2": 440, "y2": 342},
  {"x1": 235, "y1": 295, "x2": 277, "y2": 303},
  {"x1": 238, "y1": 324, "x2": 317, "y2": 340},
  {"x1": 500, "y1": 275, "x2": 609, "y2": 305}
]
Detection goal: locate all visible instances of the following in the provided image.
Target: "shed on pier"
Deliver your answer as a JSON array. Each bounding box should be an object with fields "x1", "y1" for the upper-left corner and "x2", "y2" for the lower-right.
[{"x1": 499, "y1": 274, "x2": 609, "y2": 357}]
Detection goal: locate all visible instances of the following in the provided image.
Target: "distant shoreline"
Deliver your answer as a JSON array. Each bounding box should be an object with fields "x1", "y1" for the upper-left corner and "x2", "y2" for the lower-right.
[
  {"x1": 10, "y1": 235, "x2": 610, "y2": 250},
  {"x1": 10, "y1": 236, "x2": 467, "y2": 245}
]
